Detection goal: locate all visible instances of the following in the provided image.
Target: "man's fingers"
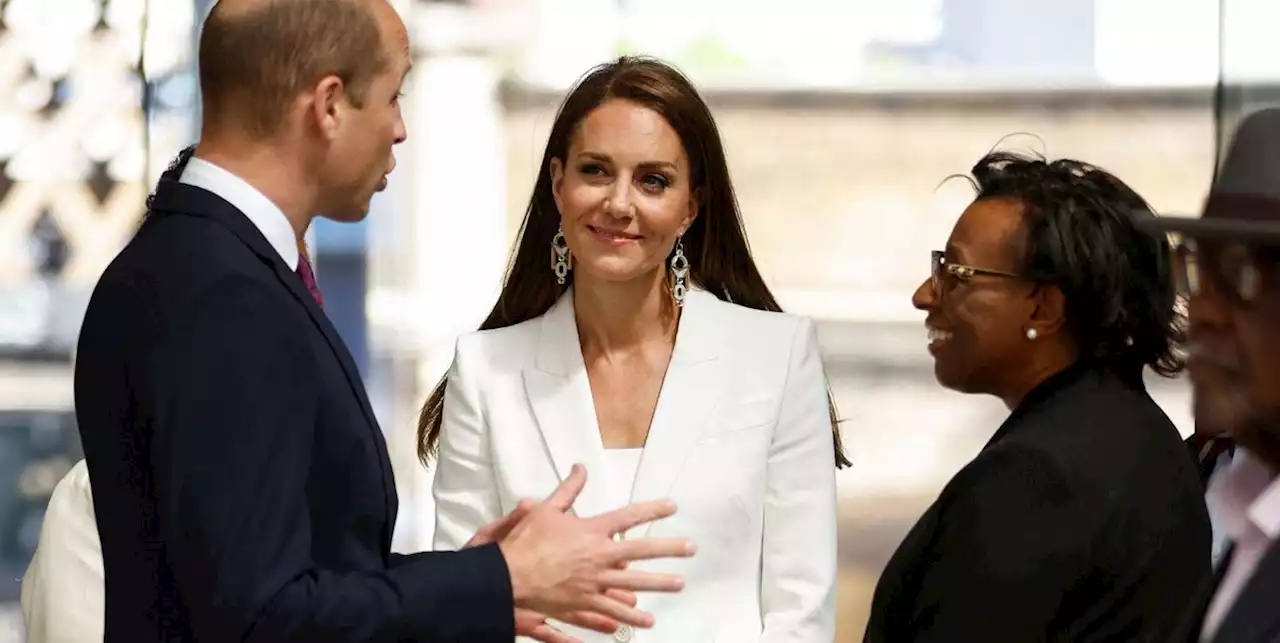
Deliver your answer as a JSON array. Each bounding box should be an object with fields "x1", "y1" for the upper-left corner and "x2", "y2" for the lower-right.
[
  {"x1": 468, "y1": 499, "x2": 536, "y2": 547},
  {"x1": 516, "y1": 608, "x2": 581, "y2": 643},
  {"x1": 604, "y1": 588, "x2": 637, "y2": 607},
  {"x1": 517, "y1": 606, "x2": 618, "y2": 639},
  {"x1": 555, "y1": 610, "x2": 623, "y2": 635},
  {"x1": 465, "y1": 515, "x2": 506, "y2": 548},
  {"x1": 499, "y1": 499, "x2": 535, "y2": 535},
  {"x1": 589, "y1": 499, "x2": 678, "y2": 535},
  {"x1": 545, "y1": 464, "x2": 586, "y2": 511},
  {"x1": 595, "y1": 569, "x2": 685, "y2": 592},
  {"x1": 605, "y1": 537, "x2": 697, "y2": 565},
  {"x1": 527, "y1": 624, "x2": 580, "y2": 643},
  {"x1": 582, "y1": 593, "x2": 657, "y2": 629}
]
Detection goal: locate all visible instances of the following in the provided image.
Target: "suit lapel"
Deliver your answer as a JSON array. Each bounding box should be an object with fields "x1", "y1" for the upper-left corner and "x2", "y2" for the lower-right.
[
  {"x1": 1176, "y1": 544, "x2": 1234, "y2": 643},
  {"x1": 627, "y1": 289, "x2": 724, "y2": 539},
  {"x1": 268, "y1": 257, "x2": 399, "y2": 550},
  {"x1": 151, "y1": 180, "x2": 398, "y2": 550},
  {"x1": 1211, "y1": 543, "x2": 1280, "y2": 643},
  {"x1": 524, "y1": 290, "x2": 612, "y2": 519}
]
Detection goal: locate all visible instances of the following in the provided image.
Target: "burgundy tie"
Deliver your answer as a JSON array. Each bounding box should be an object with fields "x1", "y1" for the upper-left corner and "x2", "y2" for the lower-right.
[{"x1": 296, "y1": 252, "x2": 324, "y2": 308}]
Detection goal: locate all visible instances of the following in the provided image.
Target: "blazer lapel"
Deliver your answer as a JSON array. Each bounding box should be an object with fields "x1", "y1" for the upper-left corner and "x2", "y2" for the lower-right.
[
  {"x1": 626, "y1": 288, "x2": 724, "y2": 539},
  {"x1": 151, "y1": 180, "x2": 398, "y2": 550},
  {"x1": 523, "y1": 290, "x2": 613, "y2": 520}
]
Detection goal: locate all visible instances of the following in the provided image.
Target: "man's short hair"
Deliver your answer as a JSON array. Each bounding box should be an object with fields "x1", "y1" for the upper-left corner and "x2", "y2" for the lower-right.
[{"x1": 198, "y1": 0, "x2": 389, "y2": 137}]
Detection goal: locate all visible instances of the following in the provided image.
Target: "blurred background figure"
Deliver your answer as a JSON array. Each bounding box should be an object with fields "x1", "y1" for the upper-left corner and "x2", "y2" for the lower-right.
[
  {"x1": 0, "y1": 0, "x2": 1275, "y2": 640},
  {"x1": 1148, "y1": 107, "x2": 1280, "y2": 643}
]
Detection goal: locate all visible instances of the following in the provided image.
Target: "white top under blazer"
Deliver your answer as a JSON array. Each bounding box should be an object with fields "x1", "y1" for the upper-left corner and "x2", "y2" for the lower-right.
[{"x1": 431, "y1": 287, "x2": 838, "y2": 643}]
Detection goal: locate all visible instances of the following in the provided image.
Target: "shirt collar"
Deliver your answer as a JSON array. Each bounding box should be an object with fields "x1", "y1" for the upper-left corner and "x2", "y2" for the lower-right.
[
  {"x1": 178, "y1": 156, "x2": 300, "y2": 271},
  {"x1": 1207, "y1": 448, "x2": 1280, "y2": 542}
]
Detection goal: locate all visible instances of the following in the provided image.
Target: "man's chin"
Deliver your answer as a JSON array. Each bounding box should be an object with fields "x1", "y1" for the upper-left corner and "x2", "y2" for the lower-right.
[{"x1": 316, "y1": 206, "x2": 372, "y2": 224}]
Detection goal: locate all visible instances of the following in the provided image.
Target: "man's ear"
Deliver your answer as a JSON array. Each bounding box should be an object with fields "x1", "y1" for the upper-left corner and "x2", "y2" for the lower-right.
[{"x1": 310, "y1": 75, "x2": 347, "y2": 140}]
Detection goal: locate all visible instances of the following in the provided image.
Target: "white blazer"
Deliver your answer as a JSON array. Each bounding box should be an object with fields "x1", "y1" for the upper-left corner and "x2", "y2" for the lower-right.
[
  {"x1": 21, "y1": 459, "x2": 104, "y2": 643},
  {"x1": 432, "y1": 288, "x2": 838, "y2": 643}
]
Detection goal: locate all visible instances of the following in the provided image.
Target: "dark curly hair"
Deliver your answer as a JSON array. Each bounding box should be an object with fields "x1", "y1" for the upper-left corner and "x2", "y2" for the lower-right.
[{"x1": 967, "y1": 151, "x2": 1186, "y2": 377}]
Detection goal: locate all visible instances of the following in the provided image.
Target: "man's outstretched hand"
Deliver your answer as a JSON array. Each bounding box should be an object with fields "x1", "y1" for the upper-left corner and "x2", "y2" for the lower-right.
[
  {"x1": 476, "y1": 464, "x2": 694, "y2": 641},
  {"x1": 468, "y1": 497, "x2": 630, "y2": 642}
]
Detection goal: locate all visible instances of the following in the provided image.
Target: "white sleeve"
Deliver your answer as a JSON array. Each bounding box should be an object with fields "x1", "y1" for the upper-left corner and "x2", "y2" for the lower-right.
[
  {"x1": 431, "y1": 338, "x2": 503, "y2": 551},
  {"x1": 22, "y1": 460, "x2": 106, "y2": 643},
  {"x1": 759, "y1": 318, "x2": 838, "y2": 642}
]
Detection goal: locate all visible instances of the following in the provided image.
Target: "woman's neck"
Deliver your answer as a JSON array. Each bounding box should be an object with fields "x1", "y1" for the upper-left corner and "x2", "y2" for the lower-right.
[
  {"x1": 999, "y1": 342, "x2": 1079, "y2": 410},
  {"x1": 573, "y1": 270, "x2": 678, "y2": 355}
]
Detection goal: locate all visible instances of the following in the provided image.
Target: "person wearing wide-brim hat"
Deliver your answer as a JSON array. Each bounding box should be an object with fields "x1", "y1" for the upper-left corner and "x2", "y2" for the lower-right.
[{"x1": 1145, "y1": 106, "x2": 1280, "y2": 643}]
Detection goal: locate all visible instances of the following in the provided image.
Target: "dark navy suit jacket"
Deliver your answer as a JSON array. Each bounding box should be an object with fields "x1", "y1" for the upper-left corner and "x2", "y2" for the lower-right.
[{"x1": 76, "y1": 174, "x2": 514, "y2": 642}]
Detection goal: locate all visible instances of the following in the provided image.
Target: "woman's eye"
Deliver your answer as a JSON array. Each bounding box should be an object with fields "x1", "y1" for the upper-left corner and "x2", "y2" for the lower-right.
[
  {"x1": 579, "y1": 163, "x2": 605, "y2": 176},
  {"x1": 641, "y1": 174, "x2": 669, "y2": 189}
]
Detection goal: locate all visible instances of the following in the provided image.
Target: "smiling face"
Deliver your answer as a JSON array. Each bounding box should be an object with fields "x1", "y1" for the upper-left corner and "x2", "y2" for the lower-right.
[
  {"x1": 549, "y1": 98, "x2": 699, "y2": 287},
  {"x1": 912, "y1": 197, "x2": 1043, "y2": 395}
]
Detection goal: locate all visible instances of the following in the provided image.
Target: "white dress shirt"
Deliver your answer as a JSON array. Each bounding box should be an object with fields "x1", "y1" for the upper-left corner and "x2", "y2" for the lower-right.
[
  {"x1": 1201, "y1": 449, "x2": 1280, "y2": 641},
  {"x1": 602, "y1": 448, "x2": 643, "y2": 509},
  {"x1": 1208, "y1": 448, "x2": 1238, "y2": 568},
  {"x1": 20, "y1": 158, "x2": 303, "y2": 643},
  {"x1": 179, "y1": 156, "x2": 300, "y2": 270}
]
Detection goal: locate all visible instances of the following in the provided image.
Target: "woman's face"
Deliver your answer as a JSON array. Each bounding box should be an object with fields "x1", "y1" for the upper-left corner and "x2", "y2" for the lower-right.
[
  {"x1": 550, "y1": 98, "x2": 699, "y2": 286},
  {"x1": 911, "y1": 197, "x2": 1040, "y2": 394}
]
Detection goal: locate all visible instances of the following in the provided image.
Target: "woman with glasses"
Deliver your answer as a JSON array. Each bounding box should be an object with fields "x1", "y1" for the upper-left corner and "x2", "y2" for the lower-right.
[{"x1": 863, "y1": 151, "x2": 1212, "y2": 642}]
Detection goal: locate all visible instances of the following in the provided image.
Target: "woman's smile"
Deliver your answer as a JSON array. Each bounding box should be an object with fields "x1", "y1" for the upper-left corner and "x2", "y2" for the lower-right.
[{"x1": 587, "y1": 224, "x2": 643, "y2": 247}]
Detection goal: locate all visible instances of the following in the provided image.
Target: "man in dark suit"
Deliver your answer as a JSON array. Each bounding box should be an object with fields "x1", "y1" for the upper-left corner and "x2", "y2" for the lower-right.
[
  {"x1": 73, "y1": 1, "x2": 693, "y2": 641},
  {"x1": 1145, "y1": 107, "x2": 1280, "y2": 643}
]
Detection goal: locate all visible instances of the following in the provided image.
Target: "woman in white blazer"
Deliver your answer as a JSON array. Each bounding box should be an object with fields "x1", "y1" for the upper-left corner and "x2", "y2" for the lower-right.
[
  {"x1": 421, "y1": 56, "x2": 847, "y2": 643},
  {"x1": 21, "y1": 459, "x2": 104, "y2": 643}
]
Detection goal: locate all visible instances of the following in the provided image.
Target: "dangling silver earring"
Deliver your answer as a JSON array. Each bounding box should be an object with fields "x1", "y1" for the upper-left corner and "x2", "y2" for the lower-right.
[
  {"x1": 1025, "y1": 327, "x2": 1038, "y2": 340},
  {"x1": 670, "y1": 236, "x2": 689, "y2": 306},
  {"x1": 551, "y1": 226, "x2": 572, "y2": 285}
]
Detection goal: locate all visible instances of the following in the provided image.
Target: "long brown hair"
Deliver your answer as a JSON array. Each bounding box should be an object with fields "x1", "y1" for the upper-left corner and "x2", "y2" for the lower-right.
[{"x1": 417, "y1": 56, "x2": 849, "y2": 468}]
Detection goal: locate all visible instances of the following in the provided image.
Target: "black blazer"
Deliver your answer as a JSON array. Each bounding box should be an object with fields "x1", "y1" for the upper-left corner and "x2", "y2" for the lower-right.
[
  {"x1": 75, "y1": 179, "x2": 514, "y2": 642},
  {"x1": 863, "y1": 361, "x2": 1212, "y2": 642},
  {"x1": 1176, "y1": 498, "x2": 1280, "y2": 643}
]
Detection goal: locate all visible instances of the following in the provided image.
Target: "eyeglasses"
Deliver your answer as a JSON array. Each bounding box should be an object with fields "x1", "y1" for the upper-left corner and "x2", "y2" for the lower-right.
[
  {"x1": 930, "y1": 250, "x2": 1022, "y2": 295},
  {"x1": 1170, "y1": 236, "x2": 1278, "y2": 303}
]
